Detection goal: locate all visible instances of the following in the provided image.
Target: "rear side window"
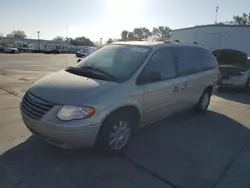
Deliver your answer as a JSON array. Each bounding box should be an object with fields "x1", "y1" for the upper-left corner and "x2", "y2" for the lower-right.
[
  {"x1": 142, "y1": 48, "x2": 176, "y2": 80},
  {"x1": 198, "y1": 48, "x2": 218, "y2": 70},
  {"x1": 174, "y1": 47, "x2": 201, "y2": 76}
]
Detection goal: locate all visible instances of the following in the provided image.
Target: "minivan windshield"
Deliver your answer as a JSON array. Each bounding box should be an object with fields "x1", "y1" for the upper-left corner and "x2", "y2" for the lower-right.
[{"x1": 75, "y1": 44, "x2": 151, "y2": 81}]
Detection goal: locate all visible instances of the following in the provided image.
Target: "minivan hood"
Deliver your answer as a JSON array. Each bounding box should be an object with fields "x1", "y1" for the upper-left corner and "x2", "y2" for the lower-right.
[{"x1": 29, "y1": 70, "x2": 117, "y2": 105}]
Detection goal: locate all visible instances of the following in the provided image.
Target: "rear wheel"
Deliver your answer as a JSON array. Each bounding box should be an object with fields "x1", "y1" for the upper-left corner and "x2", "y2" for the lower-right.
[
  {"x1": 97, "y1": 113, "x2": 134, "y2": 154},
  {"x1": 194, "y1": 89, "x2": 211, "y2": 113}
]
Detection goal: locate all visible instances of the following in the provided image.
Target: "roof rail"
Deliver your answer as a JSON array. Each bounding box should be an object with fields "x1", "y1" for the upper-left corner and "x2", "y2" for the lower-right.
[
  {"x1": 164, "y1": 40, "x2": 181, "y2": 43},
  {"x1": 164, "y1": 40, "x2": 199, "y2": 45}
]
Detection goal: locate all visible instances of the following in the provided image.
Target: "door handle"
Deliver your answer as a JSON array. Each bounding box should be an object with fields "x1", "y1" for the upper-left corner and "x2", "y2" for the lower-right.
[
  {"x1": 181, "y1": 84, "x2": 187, "y2": 90},
  {"x1": 173, "y1": 86, "x2": 179, "y2": 92}
]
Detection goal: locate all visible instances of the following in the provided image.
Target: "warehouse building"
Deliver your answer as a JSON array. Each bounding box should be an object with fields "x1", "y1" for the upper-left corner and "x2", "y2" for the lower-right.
[{"x1": 171, "y1": 24, "x2": 250, "y2": 56}]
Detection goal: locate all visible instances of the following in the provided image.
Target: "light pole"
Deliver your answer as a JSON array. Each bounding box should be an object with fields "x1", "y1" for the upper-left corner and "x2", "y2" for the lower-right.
[
  {"x1": 37, "y1": 31, "x2": 40, "y2": 52},
  {"x1": 100, "y1": 38, "x2": 103, "y2": 47},
  {"x1": 215, "y1": 6, "x2": 219, "y2": 24}
]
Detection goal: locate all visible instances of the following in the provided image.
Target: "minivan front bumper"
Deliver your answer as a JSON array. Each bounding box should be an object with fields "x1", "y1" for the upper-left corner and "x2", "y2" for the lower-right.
[{"x1": 20, "y1": 106, "x2": 101, "y2": 149}]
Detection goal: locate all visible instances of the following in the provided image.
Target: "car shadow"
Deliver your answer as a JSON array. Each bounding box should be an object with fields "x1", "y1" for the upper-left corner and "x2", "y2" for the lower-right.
[
  {"x1": 214, "y1": 88, "x2": 250, "y2": 105},
  {"x1": 126, "y1": 110, "x2": 250, "y2": 188},
  {"x1": 0, "y1": 110, "x2": 250, "y2": 188}
]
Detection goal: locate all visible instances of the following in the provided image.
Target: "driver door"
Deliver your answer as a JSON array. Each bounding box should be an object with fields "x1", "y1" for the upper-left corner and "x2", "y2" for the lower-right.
[{"x1": 140, "y1": 47, "x2": 184, "y2": 125}]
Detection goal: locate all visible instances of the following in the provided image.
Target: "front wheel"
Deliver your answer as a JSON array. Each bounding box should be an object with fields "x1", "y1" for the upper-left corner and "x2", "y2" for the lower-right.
[
  {"x1": 245, "y1": 78, "x2": 250, "y2": 92},
  {"x1": 194, "y1": 90, "x2": 211, "y2": 113},
  {"x1": 97, "y1": 113, "x2": 133, "y2": 154}
]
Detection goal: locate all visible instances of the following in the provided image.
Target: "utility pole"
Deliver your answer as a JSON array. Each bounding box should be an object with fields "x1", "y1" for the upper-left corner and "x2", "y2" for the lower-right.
[
  {"x1": 100, "y1": 38, "x2": 103, "y2": 47},
  {"x1": 215, "y1": 6, "x2": 219, "y2": 24},
  {"x1": 65, "y1": 24, "x2": 68, "y2": 68},
  {"x1": 37, "y1": 31, "x2": 40, "y2": 52}
]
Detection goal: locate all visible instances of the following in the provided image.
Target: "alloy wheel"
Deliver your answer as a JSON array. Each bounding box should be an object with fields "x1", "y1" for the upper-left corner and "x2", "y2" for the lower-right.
[{"x1": 109, "y1": 120, "x2": 131, "y2": 150}]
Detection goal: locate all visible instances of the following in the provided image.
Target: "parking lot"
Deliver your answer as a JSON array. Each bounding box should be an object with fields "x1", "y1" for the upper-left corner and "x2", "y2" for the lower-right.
[{"x1": 0, "y1": 53, "x2": 250, "y2": 188}]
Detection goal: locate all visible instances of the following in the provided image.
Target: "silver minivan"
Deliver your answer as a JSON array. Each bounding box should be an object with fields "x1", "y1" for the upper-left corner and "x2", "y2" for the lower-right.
[{"x1": 20, "y1": 41, "x2": 219, "y2": 153}]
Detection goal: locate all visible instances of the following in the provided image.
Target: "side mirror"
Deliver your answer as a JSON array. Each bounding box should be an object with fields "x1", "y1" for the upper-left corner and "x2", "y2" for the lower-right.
[
  {"x1": 137, "y1": 71, "x2": 161, "y2": 85},
  {"x1": 77, "y1": 59, "x2": 81, "y2": 63}
]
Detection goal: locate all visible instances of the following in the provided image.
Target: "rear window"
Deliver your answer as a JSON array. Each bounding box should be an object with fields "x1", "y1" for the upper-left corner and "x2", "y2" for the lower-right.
[{"x1": 198, "y1": 48, "x2": 218, "y2": 70}]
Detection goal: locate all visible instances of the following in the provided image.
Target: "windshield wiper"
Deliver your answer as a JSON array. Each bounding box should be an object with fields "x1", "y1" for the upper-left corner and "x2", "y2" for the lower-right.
[
  {"x1": 66, "y1": 66, "x2": 89, "y2": 73},
  {"x1": 80, "y1": 66, "x2": 118, "y2": 81},
  {"x1": 66, "y1": 66, "x2": 81, "y2": 72},
  {"x1": 66, "y1": 66, "x2": 119, "y2": 82}
]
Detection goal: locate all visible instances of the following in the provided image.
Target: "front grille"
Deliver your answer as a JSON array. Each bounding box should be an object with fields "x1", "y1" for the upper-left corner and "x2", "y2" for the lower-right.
[{"x1": 21, "y1": 92, "x2": 54, "y2": 120}]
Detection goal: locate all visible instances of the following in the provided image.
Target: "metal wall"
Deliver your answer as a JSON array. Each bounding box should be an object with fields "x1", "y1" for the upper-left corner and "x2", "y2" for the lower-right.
[{"x1": 171, "y1": 25, "x2": 250, "y2": 56}]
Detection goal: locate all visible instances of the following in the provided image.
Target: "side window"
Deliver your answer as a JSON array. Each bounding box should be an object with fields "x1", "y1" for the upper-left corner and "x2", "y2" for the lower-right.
[
  {"x1": 175, "y1": 47, "x2": 201, "y2": 76},
  {"x1": 142, "y1": 48, "x2": 176, "y2": 80},
  {"x1": 199, "y1": 48, "x2": 218, "y2": 70}
]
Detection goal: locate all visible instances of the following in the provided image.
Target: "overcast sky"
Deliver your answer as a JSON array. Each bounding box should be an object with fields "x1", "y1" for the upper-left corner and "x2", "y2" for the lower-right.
[{"x1": 1, "y1": 0, "x2": 249, "y2": 41}]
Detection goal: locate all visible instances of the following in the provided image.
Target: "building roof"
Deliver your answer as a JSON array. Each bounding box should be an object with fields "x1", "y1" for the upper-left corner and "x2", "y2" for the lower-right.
[{"x1": 172, "y1": 24, "x2": 250, "y2": 31}]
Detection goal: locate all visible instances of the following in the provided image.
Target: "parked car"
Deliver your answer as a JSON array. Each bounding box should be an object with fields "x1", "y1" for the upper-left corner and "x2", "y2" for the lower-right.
[
  {"x1": 4, "y1": 47, "x2": 19, "y2": 53},
  {"x1": 76, "y1": 47, "x2": 97, "y2": 58},
  {"x1": 20, "y1": 41, "x2": 219, "y2": 153},
  {"x1": 214, "y1": 49, "x2": 250, "y2": 90},
  {"x1": 44, "y1": 49, "x2": 60, "y2": 54},
  {"x1": 76, "y1": 49, "x2": 88, "y2": 57}
]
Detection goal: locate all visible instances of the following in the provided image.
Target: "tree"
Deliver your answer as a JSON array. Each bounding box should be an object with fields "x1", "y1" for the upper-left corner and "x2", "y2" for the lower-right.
[
  {"x1": 94, "y1": 41, "x2": 100, "y2": 47},
  {"x1": 6, "y1": 30, "x2": 27, "y2": 39},
  {"x1": 152, "y1": 26, "x2": 171, "y2": 41},
  {"x1": 141, "y1": 27, "x2": 151, "y2": 39},
  {"x1": 106, "y1": 38, "x2": 113, "y2": 44},
  {"x1": 65, "y1": 37, "x2": 72, "y2": 43},
  {"x1": 132, "y1": 27, "x2": 150, "y2": 41},
  {"x1": 121, "y1": 30, "x2": 128, "y2": 41},
  {"x1": 70, "y1": 36, "x2": 94, "y2": 46},
  {"x1": 232, "y1": 13, "x2": 250, "y2": 25},
  {"x1": 52, "y1": 36, "x2": 64, "y2": 42},
  {"x1": 127, "y1": 32, "x2": 135, "y2": 41},
  {"x1": 132, "y1": 28, "x2": 143, "y2": 40}
]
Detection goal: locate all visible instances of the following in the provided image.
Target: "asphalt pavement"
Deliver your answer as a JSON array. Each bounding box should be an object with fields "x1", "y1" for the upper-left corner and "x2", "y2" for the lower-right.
[{"x1": 0, "y1": 54, "x2": 250, "y2": 188}]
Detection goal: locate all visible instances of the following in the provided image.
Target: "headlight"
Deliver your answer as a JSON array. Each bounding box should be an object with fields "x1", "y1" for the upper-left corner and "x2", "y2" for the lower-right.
[{"x1": 57, "y1": 105, "x2": 95, "y2": 121}]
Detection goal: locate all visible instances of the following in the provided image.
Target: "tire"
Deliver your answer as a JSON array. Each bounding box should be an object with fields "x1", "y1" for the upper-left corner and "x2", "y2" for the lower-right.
[
  {"x1": 194, "y1": 89, "x2": 211, "y2": 113},
  {"x1": 245, "y1": 78, "x2": 250, "y2": 92},
  {"x1": 97, "y1": 112, "x2": 134, "y2": 154}
]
